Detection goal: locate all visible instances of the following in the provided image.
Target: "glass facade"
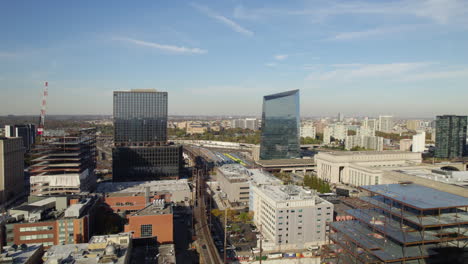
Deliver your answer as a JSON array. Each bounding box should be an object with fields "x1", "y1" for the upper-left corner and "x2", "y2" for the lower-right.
[
  {"x1": 260, "y1": 90, "x2": 300, "y2": 160},
  {"x1": 435, "y1": 115, "x2": 467, "y2": 158},
  {"x1": 112, "y1": 145, "x2": 183, "y2": 181},
  {"x1": 114, "y1": 90, "x2": 168, "y2": 145}
]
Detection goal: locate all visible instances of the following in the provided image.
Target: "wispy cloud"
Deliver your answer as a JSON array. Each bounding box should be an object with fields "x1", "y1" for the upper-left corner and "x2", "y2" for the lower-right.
[
  {"x1": 274, "y1": 54, "x2": 288, "y2": 61},
  {"x1": 234, "y1": 0, "x2": 468, "y2": 25},
  {"x1": 265, "y1": 63, "x2": 277, "y2": 67},
  {"x1": 330, "y1": 25, "x2": 420, "y2": 40},
  {"x1": 306, "y1": 62, "x2": 431, "y2": 81},
  {"x1": 191, "y1": 3, "x2": 254, "y2": 36},
  {"x1": 115, "y1": 37, "x2": 207, "y2": 54}
]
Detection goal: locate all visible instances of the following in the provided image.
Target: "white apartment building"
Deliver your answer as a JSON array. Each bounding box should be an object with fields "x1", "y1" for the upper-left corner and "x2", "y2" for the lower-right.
[
  {"x1": 362, "y1": 117, "x2": 377, "y2": 131},
  {"x1": 300, "y1": 122, "x2": 316, "y2": 139},
  {"x1": 345, "y1": 135, "x2": 383, "y2": 151},
  {"x1": 378, "y1": 115, "x2": 394, "y2": 133},
  {"x1": 323, "y1": 123, "x2": 347, "y2": 143},
  {"x1": 251, "y1": 184, "x2": 333, "y2": 250},
  {"x1": 412, "y1": 131, "x2": 426, "y2": 153}
]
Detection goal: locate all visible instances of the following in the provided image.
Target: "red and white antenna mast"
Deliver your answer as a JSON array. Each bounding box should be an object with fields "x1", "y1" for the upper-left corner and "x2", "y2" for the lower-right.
[{"x1": 37, "y1": 81, "x2": 48, "y2": 136}]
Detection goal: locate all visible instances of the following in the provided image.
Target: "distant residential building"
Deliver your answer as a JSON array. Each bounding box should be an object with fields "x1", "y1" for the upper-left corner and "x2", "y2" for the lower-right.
[
  {"x1": 124, "y1": 201, "x2": 173, "y2": 243},
  {"x1": 314, "y1": 121, "x2": 327, "y2": 134},
  {"x1": 345, "y1": 135, "x2": 383, "y2": 151},
  {"x1": 176, "y1": 121, "x2": 188, "y2": 130},
  {"x1": 337, "y1": 113, "x2": 344, "y2": 122},
  {"x1": 251, "y1": 184, "x2": 333, "y2": 250},
  {"x1": 300, "y1": 122, "x2": 316, "y2": 139},
  {"x1": 435, "y1": 115, "x2": 467, "y2": 159},
  {"x1": 406, "y1": 120, "x2": 423, "y2": 131},
  {"x1": 356, "y1": 126, "x2": 375, "y2": 137},
  {"x1": 29, "y1": 129, "x2": 96, "y2": 196},
  {"x1": 378, "y1": 115, "x2": 394, "y2": 133},
  {"x1": 362, "y1": 117, "x2": 377, "y2": 131},
  {"x1": 323, "y1": 126, "x2": 331, "y2": 144},
  {"x1": 231, "y1": 118, "x2": 259, "y2": 130},
  {"x1": 0, "y1": 137, "x2": 25, "y2": 206},
  {"x1": 323, "y1": 123, "x2": 347, "y2": 143},
  {"x1": 400, "y1": 139, "x2": 413, "y2": 151},
  {"x1": 412, "y1": 131, "x2": 426, "y2": 153},
  {"x1": 4, "y1": 124, "x2": 35, "y2": 151},
  {"x1": 260, "y1": 90, "x2": 300, "y2": 160},
  {"x1": 5, "y1": 196, "x2": 100, "y2": 247}
]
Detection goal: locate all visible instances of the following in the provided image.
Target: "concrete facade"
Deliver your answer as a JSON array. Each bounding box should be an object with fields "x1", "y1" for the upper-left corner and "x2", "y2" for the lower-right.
[
  {"x1": 0, "y1": 137, "x2": 24, "y2": 206},
  {"x1": 251, "y1": 184, "x2": 333, "y2": 250},
  {"x1": 216, "y1": 164, "x2": 251, "y2": 205},
  {"x1": 316, "y1": 151, "x2": 422, "y2": 186}
]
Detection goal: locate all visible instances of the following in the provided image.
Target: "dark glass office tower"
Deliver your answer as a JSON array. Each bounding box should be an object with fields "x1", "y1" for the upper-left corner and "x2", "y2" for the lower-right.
[
  {"x1": 260, "y1": 90, "x2": 300, "y2": 160},
  {"x1": 114, "y1": 90, "x2": 167, "y2": 145},
  {"x1": 435, "y1": 115, "x2": 467, "y2": 159},
  {"x1": 112, "y1": 89, "x2": 182, "y2": 181}
]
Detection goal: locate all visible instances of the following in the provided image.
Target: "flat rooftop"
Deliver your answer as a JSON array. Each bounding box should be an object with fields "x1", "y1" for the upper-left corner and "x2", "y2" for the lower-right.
[
  {"x1": 131, "y1": 203, "x2": 172, "y2": 216},
  {"x1": 361, "y1": 184, "x2": 468, "y2": 210},
  {"x1": 218, "y1": 164, "x2": 250, "y2": 181},
  {"x1": 322, "y1": 150, "x2": 414, "y2": 156},
  {"x1": 1, "y1": 245, "x2": 43, "y2": 264},
  {"x1": 259, "y1": 184, "x2": 318, "y2": 203},
  {"x1": 256, "y1": 158, "x2": 315, "y2": 167},
  {"x1": 96, "y1": 179, "x2": 190, "y2": 194}
]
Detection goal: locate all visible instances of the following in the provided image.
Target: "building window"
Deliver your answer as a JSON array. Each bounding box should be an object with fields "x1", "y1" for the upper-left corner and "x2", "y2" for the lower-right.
[{"x1": 141, "y1": 224, "x2": 153, "y2": 237}]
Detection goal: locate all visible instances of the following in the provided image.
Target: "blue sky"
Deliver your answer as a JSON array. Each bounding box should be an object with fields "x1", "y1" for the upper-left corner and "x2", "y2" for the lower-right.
[{"x1": 1, "y1": 0, "x2": 468, "y2": 117}]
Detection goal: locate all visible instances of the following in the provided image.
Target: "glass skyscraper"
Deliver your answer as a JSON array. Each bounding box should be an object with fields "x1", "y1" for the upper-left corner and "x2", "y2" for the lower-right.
[
  {"x1": 112, "y1": 89, "x2": 182, "y2": 181},
  {"x1": 260, "y1": 90, "x2": 300, "y2": 160},
  {"x1": 114, "y1": 89, "x2": 167, "y2": 145},
  {"x1": 435, "y1": 115, "x2": 467, "y2": 159}
]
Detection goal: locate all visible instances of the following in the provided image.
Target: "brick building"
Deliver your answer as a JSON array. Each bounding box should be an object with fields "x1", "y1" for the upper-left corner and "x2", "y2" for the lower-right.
[
  {"x1": 124, "y1": 200, "x2": 173, "y2": 244},
  {"x1": 4, "y1": 196, "x2": 100, "y2": 247}
]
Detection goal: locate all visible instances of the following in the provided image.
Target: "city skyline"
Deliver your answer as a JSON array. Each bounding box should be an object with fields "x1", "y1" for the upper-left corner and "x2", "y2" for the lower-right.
[{"x1": 1, "y1": 1, "x2": 468, "y2": 117}]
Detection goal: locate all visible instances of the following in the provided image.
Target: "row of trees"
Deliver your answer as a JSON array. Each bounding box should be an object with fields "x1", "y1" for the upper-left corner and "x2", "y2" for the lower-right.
[
  {"x1": 303, "y1": 174, "x2": 331, "y2": 193},
  {"x1": 168, "y1": 127, "x2": 261, "y2": 144}
]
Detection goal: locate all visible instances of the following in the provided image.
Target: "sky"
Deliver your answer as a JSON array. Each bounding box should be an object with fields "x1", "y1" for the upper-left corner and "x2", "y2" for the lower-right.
[{"x1": 1, "y1": 0, "x2": 468, "y2": 118}]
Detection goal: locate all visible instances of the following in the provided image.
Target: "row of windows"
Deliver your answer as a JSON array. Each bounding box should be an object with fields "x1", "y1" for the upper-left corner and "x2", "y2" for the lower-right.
[
  {"x1": 115, "y1": 202, "x2": 135, "y2": 206},
  {"x1": 20, "y1": 234, "x2": 53, "y2": 240},
  {"x1": 19, "y1": 226, "x2": 53, "y2": 232}
]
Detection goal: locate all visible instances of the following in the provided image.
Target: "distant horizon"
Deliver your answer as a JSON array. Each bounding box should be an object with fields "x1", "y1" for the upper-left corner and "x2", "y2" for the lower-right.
[{"x1": 0, "y1": 113, "x2": 457, "y2": 120}]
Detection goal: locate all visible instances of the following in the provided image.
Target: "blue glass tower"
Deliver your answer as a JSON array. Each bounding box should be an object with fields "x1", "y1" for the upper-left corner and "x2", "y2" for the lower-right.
[{"x1": 260, "y1": 90, "x2": 300, "y2": 160}]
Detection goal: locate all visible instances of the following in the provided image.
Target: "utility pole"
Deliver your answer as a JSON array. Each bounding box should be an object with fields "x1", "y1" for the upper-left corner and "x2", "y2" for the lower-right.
[
  {"x1": 224, "y1": 209, "x2": 227, "y2": 264},
  {"x1": 259, "y1": 224, "x2": 263, "y2": 264}
]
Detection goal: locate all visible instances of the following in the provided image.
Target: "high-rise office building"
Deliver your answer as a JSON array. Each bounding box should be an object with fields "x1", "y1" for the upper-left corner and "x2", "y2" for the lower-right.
[
  {"x1": 435, "y1": 115, "x2": 467, "y2": 158},
  {"x1": 260, "y1": 90, "x2": 300, "y2": 160},
  {"x1": 4, "y1": 124, "x2": 35, "y2": 151},
  {"x1": 113, "y1": 89, "x2": 182, "y2": 181},
  {"x1": 378, "y1": 115, "x2": 394, "y2": 133},
  {"x1": 114, "y1": 89, "x2": 168, "y2": 145},
  {"x1": 0, "y1": 137, "x2": 24, "y2": 206}
]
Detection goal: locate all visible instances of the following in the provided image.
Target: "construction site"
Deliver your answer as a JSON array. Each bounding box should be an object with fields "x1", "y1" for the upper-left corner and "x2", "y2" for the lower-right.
[
  {"x1": 29, "y1": 128, "x2": 97, "y2": 196},
  {"x1": 325, "y1": 183, "x2": 468, "y2": 264}
]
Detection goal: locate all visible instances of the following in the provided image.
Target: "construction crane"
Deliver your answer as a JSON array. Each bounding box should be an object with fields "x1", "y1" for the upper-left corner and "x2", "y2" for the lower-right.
[{"x1": 37, "y1": 81, "x2": 48, "y2": 136}]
